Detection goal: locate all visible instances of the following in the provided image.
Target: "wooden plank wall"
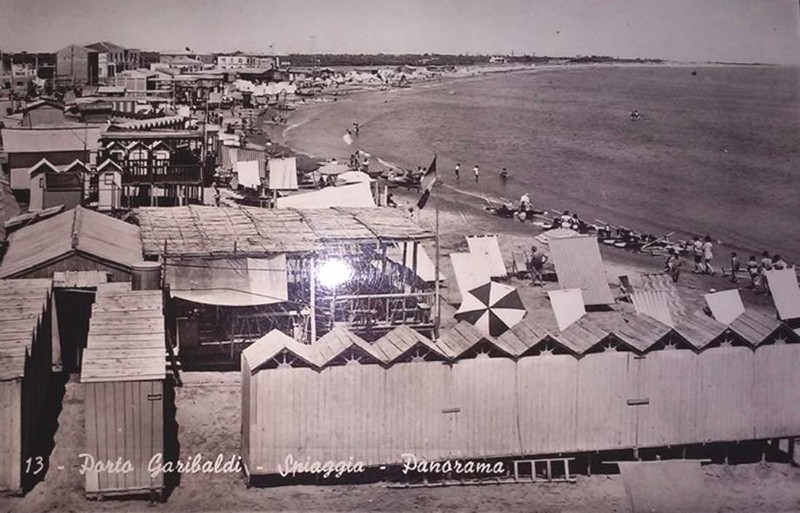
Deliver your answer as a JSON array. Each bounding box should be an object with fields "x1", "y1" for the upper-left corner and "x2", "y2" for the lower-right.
[
  {"x1": 637, "y1": 350, "x2": 700, "y2": 447},
  {"x1": 575, "y1": 352, "x2": 637, "y2": 451},
  {"x1": 697, "y1": 348, "x2": 755, "y2": 443},
  {"x1": 0, "y1": 380, "x2": 22, "y2": 492},
  {"x1": 15, "y1": 254, "x2": 130, "y2": 282},
  {"x1": 754, "y1": 345, "x2": 800, "y2": 439},
  {"x1": 245, "y1": 346, "x2": 800, "y2": 475},
  {"x1": 517, "y1": 355, "x2": 579, "y2": 454},
  {"x1": 84, "y1": 381, "x2": 164, "y2": 494}
]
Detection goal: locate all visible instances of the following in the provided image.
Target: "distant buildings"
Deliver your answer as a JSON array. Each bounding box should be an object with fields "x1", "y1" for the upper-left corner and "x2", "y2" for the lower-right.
[
  {"x1": 216, "y1": 52, "x2": 278, "y2": 70},
  {"x1": 85, "y1": 41, "x2": 140, "y2": 79},
  {"x1": 55, "y1": 41, "x2": 139, "y2": 85},
  {"x1": 56, "y1": 45, "x2": 99, "y2": 85}
]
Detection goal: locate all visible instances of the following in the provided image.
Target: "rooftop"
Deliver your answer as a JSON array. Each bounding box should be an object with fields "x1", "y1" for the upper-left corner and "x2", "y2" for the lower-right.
[
  {"x1": 81, "y1": 283, "x2": 166, "y2": 383},
  {"x1": 136, "y1": 205, "x2": 435, "y2": 258},
  {"x1": 0, "y1": 206, "x2": 143, "y2": 279}
]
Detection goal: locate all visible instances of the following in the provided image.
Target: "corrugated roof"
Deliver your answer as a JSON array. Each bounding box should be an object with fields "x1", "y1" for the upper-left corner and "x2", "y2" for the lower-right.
[
  {"x1": 136, "y1": 205, "x2": 434, "y2": 258},
  {"x1": 631, "y1": 290, "x2": 674, "y2": 327},
  {"x1": 0, "y1": 207, "x2": 144, "y2": 278},
  {"x1": 0, "y1": 279, "x2": 52, "y2": 380},
  {"x1": 81, "y1": 283, "x2": 166, "y2": 382},
  {"x1": 637, "y1": 273, "x2": 688, "y2": 318},
  {"x1": 548, "y1": 235, "x2": 614, "y2": 306},
  {"x1": 1, "y1": 126, "x2": 102, "y2": 153}
]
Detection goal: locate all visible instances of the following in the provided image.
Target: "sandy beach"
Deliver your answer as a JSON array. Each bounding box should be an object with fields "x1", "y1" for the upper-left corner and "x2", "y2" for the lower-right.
[
  {"x1": 264, "y1": 64, "x2": 789, "y2": 316},
  {"x1": 277, "y1": 63, "x2": 800, "y2": 264}
]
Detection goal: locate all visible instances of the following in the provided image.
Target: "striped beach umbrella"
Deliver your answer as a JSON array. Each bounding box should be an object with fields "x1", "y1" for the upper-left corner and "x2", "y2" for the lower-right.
[{"x1": 455, "y1": 282, "x2": 526, "y2": 337}]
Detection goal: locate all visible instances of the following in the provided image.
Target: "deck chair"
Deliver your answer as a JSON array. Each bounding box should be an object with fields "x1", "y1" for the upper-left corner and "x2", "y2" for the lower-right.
[{"x1": 618, "y1": 275, "x2": 635, "y2": 301}]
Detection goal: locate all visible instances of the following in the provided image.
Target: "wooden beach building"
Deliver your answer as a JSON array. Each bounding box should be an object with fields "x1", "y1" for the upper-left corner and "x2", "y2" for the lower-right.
[
  {"x1": 0, "y1": 207, "x2": 146, "y2": 372},
  {"x1": 0, "y1": 279, "x2": 55, "y2": 494},
  {"x1": 81, "y1": 283, "x2": 171, "y2": 500},
  {"x1": 136, "y1": 205, "x2": 435, "y2": 367},
  {"x1": 240, "y1": 310, "x2": 800, "y2": 481}
]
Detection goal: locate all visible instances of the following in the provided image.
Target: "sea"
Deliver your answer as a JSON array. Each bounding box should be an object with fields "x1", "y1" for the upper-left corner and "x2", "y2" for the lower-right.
[{"x1": 284, "y1": 65, "x2": 800, "y2": 261}]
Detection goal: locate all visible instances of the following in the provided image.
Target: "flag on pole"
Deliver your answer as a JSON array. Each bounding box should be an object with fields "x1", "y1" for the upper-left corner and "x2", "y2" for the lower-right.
[{"x1": 416, "y1": 156, "x2": 437, "y2": 209}]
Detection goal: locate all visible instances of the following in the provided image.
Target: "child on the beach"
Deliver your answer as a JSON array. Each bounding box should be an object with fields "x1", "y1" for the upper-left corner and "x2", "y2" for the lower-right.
[
  {"x1": 473, "y1": 165, "x2": 480, "y2": 182},
  {"x1": 729, "y1": 252, "x2": 740, "y2": 284},
  {"x1": 454, "y1": 163, "x2": 460, "y2": 180},
  {"x1": 746, "y1": 255, "x2": 759, "y2": 288}
]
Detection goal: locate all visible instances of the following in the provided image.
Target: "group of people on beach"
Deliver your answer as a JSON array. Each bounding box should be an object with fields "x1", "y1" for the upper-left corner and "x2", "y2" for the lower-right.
[
  {"x1": 737, "y1": 251, "x2": 789, "y2": 293},
  {"x1": 664, "y1": 235, "x2": 789, "y2": 293},
  {"x1": 664, "y1": 235, "x2": 716, "y2": 283},
  {"x1": 453, "y1": 163, "x2": 509, "y2": 183}
]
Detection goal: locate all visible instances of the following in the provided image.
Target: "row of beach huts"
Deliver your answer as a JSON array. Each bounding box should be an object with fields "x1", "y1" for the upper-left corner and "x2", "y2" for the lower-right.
[{"x1": 1, "y1": 196, "x2": 800, "y2": 499}]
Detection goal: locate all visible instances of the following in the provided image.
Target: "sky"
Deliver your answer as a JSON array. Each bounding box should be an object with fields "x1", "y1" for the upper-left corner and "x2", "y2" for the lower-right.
[{"x1": 0, "y1": 0, "x2": 798, "y2": 64}]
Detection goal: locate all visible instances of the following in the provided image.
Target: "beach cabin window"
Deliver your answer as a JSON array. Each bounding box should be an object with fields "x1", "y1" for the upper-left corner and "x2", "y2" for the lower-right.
[
  {"x1": 128, "y1": 148, "x2": 149, "y2": 177},
  {"x1": 104, "y1": 173, "x2": 114, "y2": 185}
]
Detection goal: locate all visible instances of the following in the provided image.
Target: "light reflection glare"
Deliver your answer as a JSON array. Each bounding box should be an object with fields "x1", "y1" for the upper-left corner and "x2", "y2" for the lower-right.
[{"x1": 317, "y1": 259, "x2": 353, "y2": 288}]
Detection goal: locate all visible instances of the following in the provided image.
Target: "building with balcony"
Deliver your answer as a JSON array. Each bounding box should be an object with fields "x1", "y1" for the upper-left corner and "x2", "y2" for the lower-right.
[{"x1": 98, "y1": 130, "x2": 209, "y2": 207}]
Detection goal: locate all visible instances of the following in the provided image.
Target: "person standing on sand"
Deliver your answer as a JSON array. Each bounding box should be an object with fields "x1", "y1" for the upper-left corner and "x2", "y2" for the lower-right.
[
  {"x1": 665, "y1": 248, "x2": 682, "y2": 283},
  {"x1": 692, "y1": 236, "x2": 704, "y2": 273},
  {"x1": 454, "y1": 163, "x2": 460, "y2": 180},
  {"x1": 702, "y1": 235, "x2": 715, "y2": 275},
  {"x1": 746, "y1": 256, "x2": 760, "y2": 289},
  {"x1": 729, "y1": 252, "x2": 741, "y2": 284},
  {"x1": 528, "y1": 246, "x2": 547, "y2": 286},
  {"x1": 473, "y1": 165, "x2": 480, "y2": 182}
]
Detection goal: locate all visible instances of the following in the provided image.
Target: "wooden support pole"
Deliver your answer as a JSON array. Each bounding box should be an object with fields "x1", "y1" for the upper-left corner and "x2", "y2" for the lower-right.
[
  {"x1": 411, "y1": 241, "x2": 419, "y2": 294},
  {"x1": 309, "y1": 256, "x2": 316, "y2": 344},
  {"x1": 401, "y1": 242, "x2": 410, "y2": 293},
  {"x1": 434, "y1": 207, "x2": 441, "y2": 338}
]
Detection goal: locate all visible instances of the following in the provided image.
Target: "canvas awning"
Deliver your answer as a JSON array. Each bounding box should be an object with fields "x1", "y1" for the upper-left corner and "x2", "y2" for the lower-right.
[
  {"x1": 276, "y1": 182, "x2": 375, "y2": 208},
  {"x1": 466, "y1": 235, "x2": 507, "y2": 278},
  {"x1": 385, "y1": 243, "x2": 444, "y2": 282},
  {"x1": 704, "y1": 289, "x2": 746, "y2": 325},
  {"x1": 268, "y1": 157, "x2": 298, "y2": 190},
  {"x1": 338, "y1": 171, "x2": 374, "y2": 184},
  {"x1": 548, "y1": 288, "x2": 586, "y2": 331},
  {"x1": 450, "y1": 252, "x2": 491, "y2": 301},
  {"x1": 164, "y1": 255, "x2": 288, "y2": 306},
  {"x1": 764, "y1": 267, "x2": 800, "y2": 321},
  {"x1": 236, "y1": 160, "x2": 261, "y2": 189}
]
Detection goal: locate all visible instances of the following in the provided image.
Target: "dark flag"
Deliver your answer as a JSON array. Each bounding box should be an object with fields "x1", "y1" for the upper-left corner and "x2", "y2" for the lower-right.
[{"x1": 416, "y1": 156, "x2": 437, "y2": 209}]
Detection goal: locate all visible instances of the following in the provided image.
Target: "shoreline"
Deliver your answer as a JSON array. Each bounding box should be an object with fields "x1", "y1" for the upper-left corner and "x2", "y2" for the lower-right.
[{"x1": 256, "y1": 65, "x2": 792, "y2": 314}]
